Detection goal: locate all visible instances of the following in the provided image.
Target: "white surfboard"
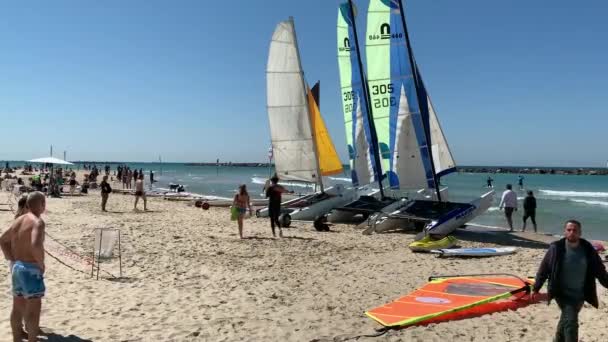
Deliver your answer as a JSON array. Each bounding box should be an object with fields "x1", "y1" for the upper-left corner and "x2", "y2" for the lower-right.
[{"x1": 430, "y1": 247, "x2": 517, "y2": 257}]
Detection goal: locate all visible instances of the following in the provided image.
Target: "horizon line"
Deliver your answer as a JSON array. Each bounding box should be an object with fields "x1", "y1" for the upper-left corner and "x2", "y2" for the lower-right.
[{"x1": 1, "y1": 159, "x2": 606, "y2": 170}]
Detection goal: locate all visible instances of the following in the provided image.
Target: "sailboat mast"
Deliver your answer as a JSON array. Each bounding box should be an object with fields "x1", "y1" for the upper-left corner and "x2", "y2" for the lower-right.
[
  {"x1": 347, "y1": 0, "x2": 385, "y2": 199},
  {"x1": 290, "y1": 16, "x2": 325, "y2": 193},
  {"x1": 396, "y1": 0, "x2": 442, "y2": 202}
]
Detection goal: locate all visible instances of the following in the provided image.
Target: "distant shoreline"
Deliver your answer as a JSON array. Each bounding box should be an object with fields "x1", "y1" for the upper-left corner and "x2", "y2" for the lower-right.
[
  {"x1": 183, "y1": 163, "x2": 608, "y2": 175},
  {"x1": 3, "y1": 160, "x2": 607, "y2": 175}
]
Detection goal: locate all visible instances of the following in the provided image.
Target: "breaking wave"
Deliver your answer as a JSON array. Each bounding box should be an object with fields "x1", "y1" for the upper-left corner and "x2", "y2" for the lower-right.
[
  {"x1": 539, "y1": 190, "x2": 608, "y2": 198},
  {"x1": 569, "y1": 199, "x2": 608, "y2": 207}
]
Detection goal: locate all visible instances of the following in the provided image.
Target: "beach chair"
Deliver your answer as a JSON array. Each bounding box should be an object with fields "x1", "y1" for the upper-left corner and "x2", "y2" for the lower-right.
[{"x1": 91, "y1": 228, "x2": 123, "y2": 280}]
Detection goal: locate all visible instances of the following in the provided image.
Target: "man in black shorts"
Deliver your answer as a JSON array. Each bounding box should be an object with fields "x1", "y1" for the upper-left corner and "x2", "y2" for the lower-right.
[
  {"x1": 133, "y1": 174, "x2": 147, "y2": 211},
  {"x1": 265, "y1": 175, "x2": 293, "y2": 238}
]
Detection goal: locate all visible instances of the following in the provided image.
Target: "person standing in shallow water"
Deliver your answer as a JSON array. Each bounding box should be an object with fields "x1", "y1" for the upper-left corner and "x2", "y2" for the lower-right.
[
  {"x1": 518, "y1": 175, "x2": 524, "y2": 190},
  {"x1": 522, "y1": 190, "x2": 537, "y2": 232},
  {"x1": 532, "y1": 220, "x2": 608, "y2": 342},
  {"x1": 232, "y1": 184, "x2": 252, "y2": 239},
  {"x1": 265, "y1": 175, "x2": 293, "y2": 238},
  {"x1": 486, "y1": 176, "x2": 493, "y2": 188},
  {"x1": 499, "y1": 184, "x2": 517, "y2": 231}
]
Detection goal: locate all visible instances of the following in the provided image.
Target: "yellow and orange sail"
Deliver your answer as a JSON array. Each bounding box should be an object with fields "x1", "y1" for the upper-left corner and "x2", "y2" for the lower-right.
[{"x1": 307, "y1": 82, "x2": 343, "y2": 177}]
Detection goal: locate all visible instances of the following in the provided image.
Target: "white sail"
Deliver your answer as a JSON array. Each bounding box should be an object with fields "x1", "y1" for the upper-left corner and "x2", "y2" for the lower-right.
[
  {"x1": 266, "y1": 20, "x2": 319, "y2": 184},
  {"x1": 392, "y1": 85, "x2": 429, "y2": 189},
  {"x1": 428, "y1": 96, "x2": 456, "y2": 177}
]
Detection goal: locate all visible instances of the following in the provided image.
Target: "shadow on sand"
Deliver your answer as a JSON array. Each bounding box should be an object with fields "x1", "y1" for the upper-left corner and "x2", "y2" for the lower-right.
[
  {"x1": 281, "y1": 236, "x2": 315, "y2": 241},
  {"x1": 244, "y1": 236, "x2": 276, "y2": 241},
  {"x1": 454, "y1": 226, "x2": 551, "y2": 250},
  {"x1": 105, "y1": 276, "x2": 138, "y2": 284},
  {"x1": 38, "y1": 331, "x2": 93, "y2": 342},
  {"x1": 104, "y1": 210, "x2": 128, "y2": 214}
]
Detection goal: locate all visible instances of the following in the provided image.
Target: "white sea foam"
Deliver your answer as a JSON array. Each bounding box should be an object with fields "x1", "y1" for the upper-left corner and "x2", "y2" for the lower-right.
[
  {"x1": 328, "y1": 177, "x2": 352, "y2": 182},
  {"x1": 569, "y1": 199, "x2": 608, "y2": 207},
  {"x1": 539, "y1": 189, "x2": 608, "y2": 198},
  {"x1": 250, "y1": 177, "x2": 314, "y2": 189},
  {"x1": 487, "y1": 206, "x2": 500, "y2": 212}
]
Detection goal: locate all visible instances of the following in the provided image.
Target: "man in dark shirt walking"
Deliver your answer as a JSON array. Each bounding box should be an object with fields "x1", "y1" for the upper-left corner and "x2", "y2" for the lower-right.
[
  {"x1": 100, "y1": 175, "x2": 112, "y2": 212},
  {"x1": 522, "y1": 190, "x2": 537, "y2": 232},
  {"x1": 265, "y1": 175, "x2": 293, "y2": 238},
  {"x1": 532, "y1": 220, "x2": 608, "y2": 342}
]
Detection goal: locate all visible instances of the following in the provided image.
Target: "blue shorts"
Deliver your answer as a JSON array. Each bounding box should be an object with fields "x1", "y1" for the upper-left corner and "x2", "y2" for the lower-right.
[
  {"x1": 12, "y1": 261, "x2": 45, "y2": 299},
  {"x1": 238, "y1": 208, "x2": 247, "y2": 215}
]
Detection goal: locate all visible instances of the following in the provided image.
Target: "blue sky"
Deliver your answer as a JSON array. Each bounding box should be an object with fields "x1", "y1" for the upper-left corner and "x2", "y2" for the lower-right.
[{"x1": 1, "y1": 0, "x2": 606, "y2": 166}]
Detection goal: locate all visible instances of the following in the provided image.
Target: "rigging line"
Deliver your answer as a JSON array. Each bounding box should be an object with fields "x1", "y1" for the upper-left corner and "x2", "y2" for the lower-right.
[
  {"x1": 45, "y1": 232, "x2": 92, "y2": 264},
  {"x1": 45, "y1": 249, "x2": 117, "y2": 279},
  {"x1": 45, "y1": 232, "x2": 118, "y2": 278}
]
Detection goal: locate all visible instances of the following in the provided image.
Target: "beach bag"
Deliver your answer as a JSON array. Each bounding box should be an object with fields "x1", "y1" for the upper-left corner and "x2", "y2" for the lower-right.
[{"x1": 230, "y1": 206, "x2": 239, "y2": 221}]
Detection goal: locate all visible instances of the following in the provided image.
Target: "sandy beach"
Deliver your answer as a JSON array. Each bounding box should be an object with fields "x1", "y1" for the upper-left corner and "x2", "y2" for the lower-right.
[{"x1": 1, "y1": 186, "x2": 608, "y2": 341}]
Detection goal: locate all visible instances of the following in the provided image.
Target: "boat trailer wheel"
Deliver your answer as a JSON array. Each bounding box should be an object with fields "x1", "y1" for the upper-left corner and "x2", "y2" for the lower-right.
[
  {"x1": 280, "y1": 213, "x2": 291, "y2": 228},
  {"x1": 313, "y1": 215, "x2": 330, "y2": 232}
]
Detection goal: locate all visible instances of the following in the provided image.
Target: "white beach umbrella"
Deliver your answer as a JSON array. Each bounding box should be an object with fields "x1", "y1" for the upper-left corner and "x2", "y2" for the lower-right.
[{"x1": 27, "y1": 157, "x2": 74, "y2": 165}]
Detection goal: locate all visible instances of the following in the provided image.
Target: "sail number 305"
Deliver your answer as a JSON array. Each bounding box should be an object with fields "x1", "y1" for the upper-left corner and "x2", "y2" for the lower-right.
[
  {"x1": 343, "y1": 91, "x2": 355, "y2": 112},
  {"x1": 372, "y1": 84, "x2": 395, "y2": 108}
]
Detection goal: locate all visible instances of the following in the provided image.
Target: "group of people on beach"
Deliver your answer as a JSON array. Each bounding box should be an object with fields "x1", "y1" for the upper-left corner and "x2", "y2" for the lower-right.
[
  {"x1": 116, "y1": 166, "x2": 146, "y2": 190},
  {"x1": 231, "y1": 174, "x2": 293, "y2": 239},
  {"x1": 3, "y1": 167, "x2": 608, "y2": 342},
  {"x1": 0, "y1": 178, "x2": 148, "y2": 341},
  {"x1": 99, "y1": 174, "x2": 148, "y2": 212}
]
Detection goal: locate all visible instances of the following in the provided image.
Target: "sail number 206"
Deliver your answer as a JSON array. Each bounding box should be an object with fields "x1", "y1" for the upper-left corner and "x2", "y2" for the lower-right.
[{"x1": 372, "y1": 83, "x2": 395, "y2": 109}]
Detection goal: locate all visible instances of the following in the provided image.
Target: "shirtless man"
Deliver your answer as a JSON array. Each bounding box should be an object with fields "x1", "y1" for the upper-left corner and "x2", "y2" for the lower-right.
[
  {"x1": 0, "y1": 191, "x2": 46, "y2": 342},
  {"x1": 134, "y1": 174, "x2": 147, "y2": 211}
]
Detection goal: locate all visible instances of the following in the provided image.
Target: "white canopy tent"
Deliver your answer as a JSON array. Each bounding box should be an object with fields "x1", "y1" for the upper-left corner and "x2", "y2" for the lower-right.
[
  {"x1": 27, "y1": 157, "x2": 74, "y2": 197},
  {"x1": 27, "y1": 157, "x2": 73, "y2": 165}
]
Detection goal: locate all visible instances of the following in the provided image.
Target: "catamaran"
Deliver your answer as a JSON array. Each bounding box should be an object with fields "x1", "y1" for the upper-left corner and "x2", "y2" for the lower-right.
[
  {"x1": 329, "y1": 0, "x2": 493, "y2": 236},
  {"x1": 256, "y1": 17, "x2": 367, "y2": 225}
]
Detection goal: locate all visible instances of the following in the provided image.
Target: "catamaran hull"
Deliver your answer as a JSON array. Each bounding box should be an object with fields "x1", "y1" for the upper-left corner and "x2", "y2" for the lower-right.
[
  {"x1": 369, "y1": 190, "x2": 495, "y2": 236},
  {"x1": 425, "y1": 190, "x2": 494, "y2": 236},
  {"x1": 325, "y1": 186, "x2": 383, "y2": 223},
  {"x1": 256, "y1": 185, "x2": 359, "y2": 222}
]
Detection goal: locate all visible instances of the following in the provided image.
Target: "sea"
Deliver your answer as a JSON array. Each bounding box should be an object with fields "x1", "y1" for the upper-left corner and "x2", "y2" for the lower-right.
[{"x1": 7, "y1": 161, "x2": 608, "y2": 240}]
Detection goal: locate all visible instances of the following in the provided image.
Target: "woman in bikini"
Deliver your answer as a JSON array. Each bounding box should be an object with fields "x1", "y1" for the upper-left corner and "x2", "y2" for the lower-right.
[{"x1": 233, "y1": 184, "x2": 252, "y2": 239}]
